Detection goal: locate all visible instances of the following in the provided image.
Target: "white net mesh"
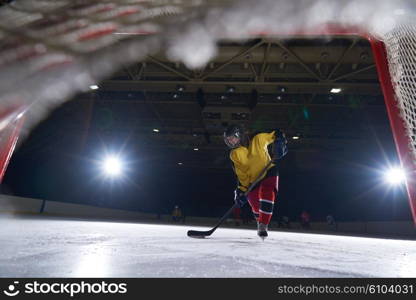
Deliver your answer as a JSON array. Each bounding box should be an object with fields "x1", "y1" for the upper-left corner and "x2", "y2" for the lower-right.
[
  {"x1": 384, "y1": 22, "x2": 416, "y2": 166},
  {"x1": 0, "y1": 0, "x2": 191, "y2": 131}
]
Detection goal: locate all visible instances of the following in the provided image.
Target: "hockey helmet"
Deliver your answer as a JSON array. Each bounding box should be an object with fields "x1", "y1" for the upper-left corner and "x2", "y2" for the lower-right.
[{"x1": 223, "y1": 124, "x2": 247, "y2": 149}]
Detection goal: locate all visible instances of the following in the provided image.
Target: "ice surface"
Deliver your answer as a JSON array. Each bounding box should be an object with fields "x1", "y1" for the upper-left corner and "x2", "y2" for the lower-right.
[{"x1": 1, "y1": 215, "x2": 415, "y2": 277}]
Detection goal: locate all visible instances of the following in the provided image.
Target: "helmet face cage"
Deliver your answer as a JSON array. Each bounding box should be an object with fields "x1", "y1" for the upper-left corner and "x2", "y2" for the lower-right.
[{"x1": 224, "y1": 125, "x2": 243, "y2": 149}]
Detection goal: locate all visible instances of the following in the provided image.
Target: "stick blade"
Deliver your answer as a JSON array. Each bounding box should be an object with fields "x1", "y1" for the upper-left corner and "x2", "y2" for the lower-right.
[{"x1": 187, "y1": 230, "x2": 211, "y2": 238}]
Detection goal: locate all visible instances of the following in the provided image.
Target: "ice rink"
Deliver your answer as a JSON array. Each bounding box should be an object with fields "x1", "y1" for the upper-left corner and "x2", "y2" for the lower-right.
[{"x1": 1, "y1": 215, "x2": 416, "y2": 278}]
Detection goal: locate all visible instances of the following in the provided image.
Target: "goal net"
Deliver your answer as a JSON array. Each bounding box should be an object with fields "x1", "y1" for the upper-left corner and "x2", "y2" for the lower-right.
[
  {"x1": 0, "y1": 0, "x2": 415, "y2": 222},
  {"x1": 384, "y1": 24, "x2": 416, "y2": 170}
]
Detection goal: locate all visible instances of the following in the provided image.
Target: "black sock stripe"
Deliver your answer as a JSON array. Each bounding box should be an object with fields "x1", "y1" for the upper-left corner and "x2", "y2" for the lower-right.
[{"x1": 260, "y1": 200, "x2": 274, "y2": 213}]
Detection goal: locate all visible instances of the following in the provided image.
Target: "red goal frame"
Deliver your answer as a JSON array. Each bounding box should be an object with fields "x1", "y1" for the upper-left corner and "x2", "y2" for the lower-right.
[{"x1": 0, "y1": 24, "x2": 414, "y2": 223}]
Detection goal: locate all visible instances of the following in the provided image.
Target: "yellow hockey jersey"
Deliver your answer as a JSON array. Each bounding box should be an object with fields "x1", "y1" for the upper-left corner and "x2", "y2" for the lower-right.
[{"x1": 229, "y1": 131, "x2": 276, "y2": 191}]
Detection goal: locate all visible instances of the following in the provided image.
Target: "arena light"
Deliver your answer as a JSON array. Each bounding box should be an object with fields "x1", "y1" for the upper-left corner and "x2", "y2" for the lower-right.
[
  {"x1": 384, "y1": 167, "x2": 406, "y2": 185},
  {"x1": 101, "y1": 155, "x2": 123, "y2": 177},
  {"x1": 226, "y1": 86, "x2": 236, "y2": 93},
  {"x1": 177, "y1": 85, "x2": 185, "y2": 92},
  {"x1": 89, "y1": 85, "x2": 99, "y2": 90},
  {"x1": 330, "y1": 88, "x2": 342, "y2": 93},
  {"x1": 153, "y1": 128, "x2": 160, "y2": 133}
]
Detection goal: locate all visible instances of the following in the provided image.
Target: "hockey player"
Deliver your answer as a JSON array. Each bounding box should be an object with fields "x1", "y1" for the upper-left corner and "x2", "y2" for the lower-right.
[{"x1": 223, "y1": 124, "x2": 288, "y2": 239}]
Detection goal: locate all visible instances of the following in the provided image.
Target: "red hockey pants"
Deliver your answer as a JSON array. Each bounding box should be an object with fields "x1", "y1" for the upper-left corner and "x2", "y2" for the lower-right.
[{"x1": 247, "y1": 176, "x2": 278, "y2": 225}]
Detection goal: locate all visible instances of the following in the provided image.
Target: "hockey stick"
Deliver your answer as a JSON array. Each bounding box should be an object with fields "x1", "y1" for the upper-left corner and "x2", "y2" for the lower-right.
[{"x1": 187, "y1": 159, "x2": 275, "y2": 238}]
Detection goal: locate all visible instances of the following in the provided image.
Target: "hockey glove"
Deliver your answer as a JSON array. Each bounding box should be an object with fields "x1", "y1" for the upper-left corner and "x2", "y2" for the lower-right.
[
  {"x1": 273, "y1": 129, "x2": 288, "y2": 160},
  {"x1": 234, "y1": 188, "x2": 248, "y2": 208}
]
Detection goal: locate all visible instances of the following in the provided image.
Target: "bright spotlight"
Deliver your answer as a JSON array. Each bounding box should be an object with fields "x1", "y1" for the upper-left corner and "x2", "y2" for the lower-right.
[
  {"x1": 384, "y1": 167, "x2": 406, "y2": 185},
  {"x1": 102, "y1": 156, "x2": 123, "y2": 176},
  {"x1": 330, "y1": 88, "x2": 342, "y2": 94},
  {"x1": 89, "y1": 85, "x2": 99, "y2": 90}
]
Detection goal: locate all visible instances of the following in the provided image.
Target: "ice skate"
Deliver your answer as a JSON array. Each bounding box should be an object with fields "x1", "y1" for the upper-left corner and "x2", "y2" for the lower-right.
[{"x1": 257, "y1": 222, "x2": 268, "y2": 240}]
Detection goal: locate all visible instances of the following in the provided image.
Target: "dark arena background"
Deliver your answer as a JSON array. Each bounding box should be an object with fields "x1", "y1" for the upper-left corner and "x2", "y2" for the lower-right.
[
  {"x1": 4, "y1": 38, "x2": 413, "y2": 222},
  {"x1": 0, "y1": 0, "x2": 416, "y2": 283}
]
